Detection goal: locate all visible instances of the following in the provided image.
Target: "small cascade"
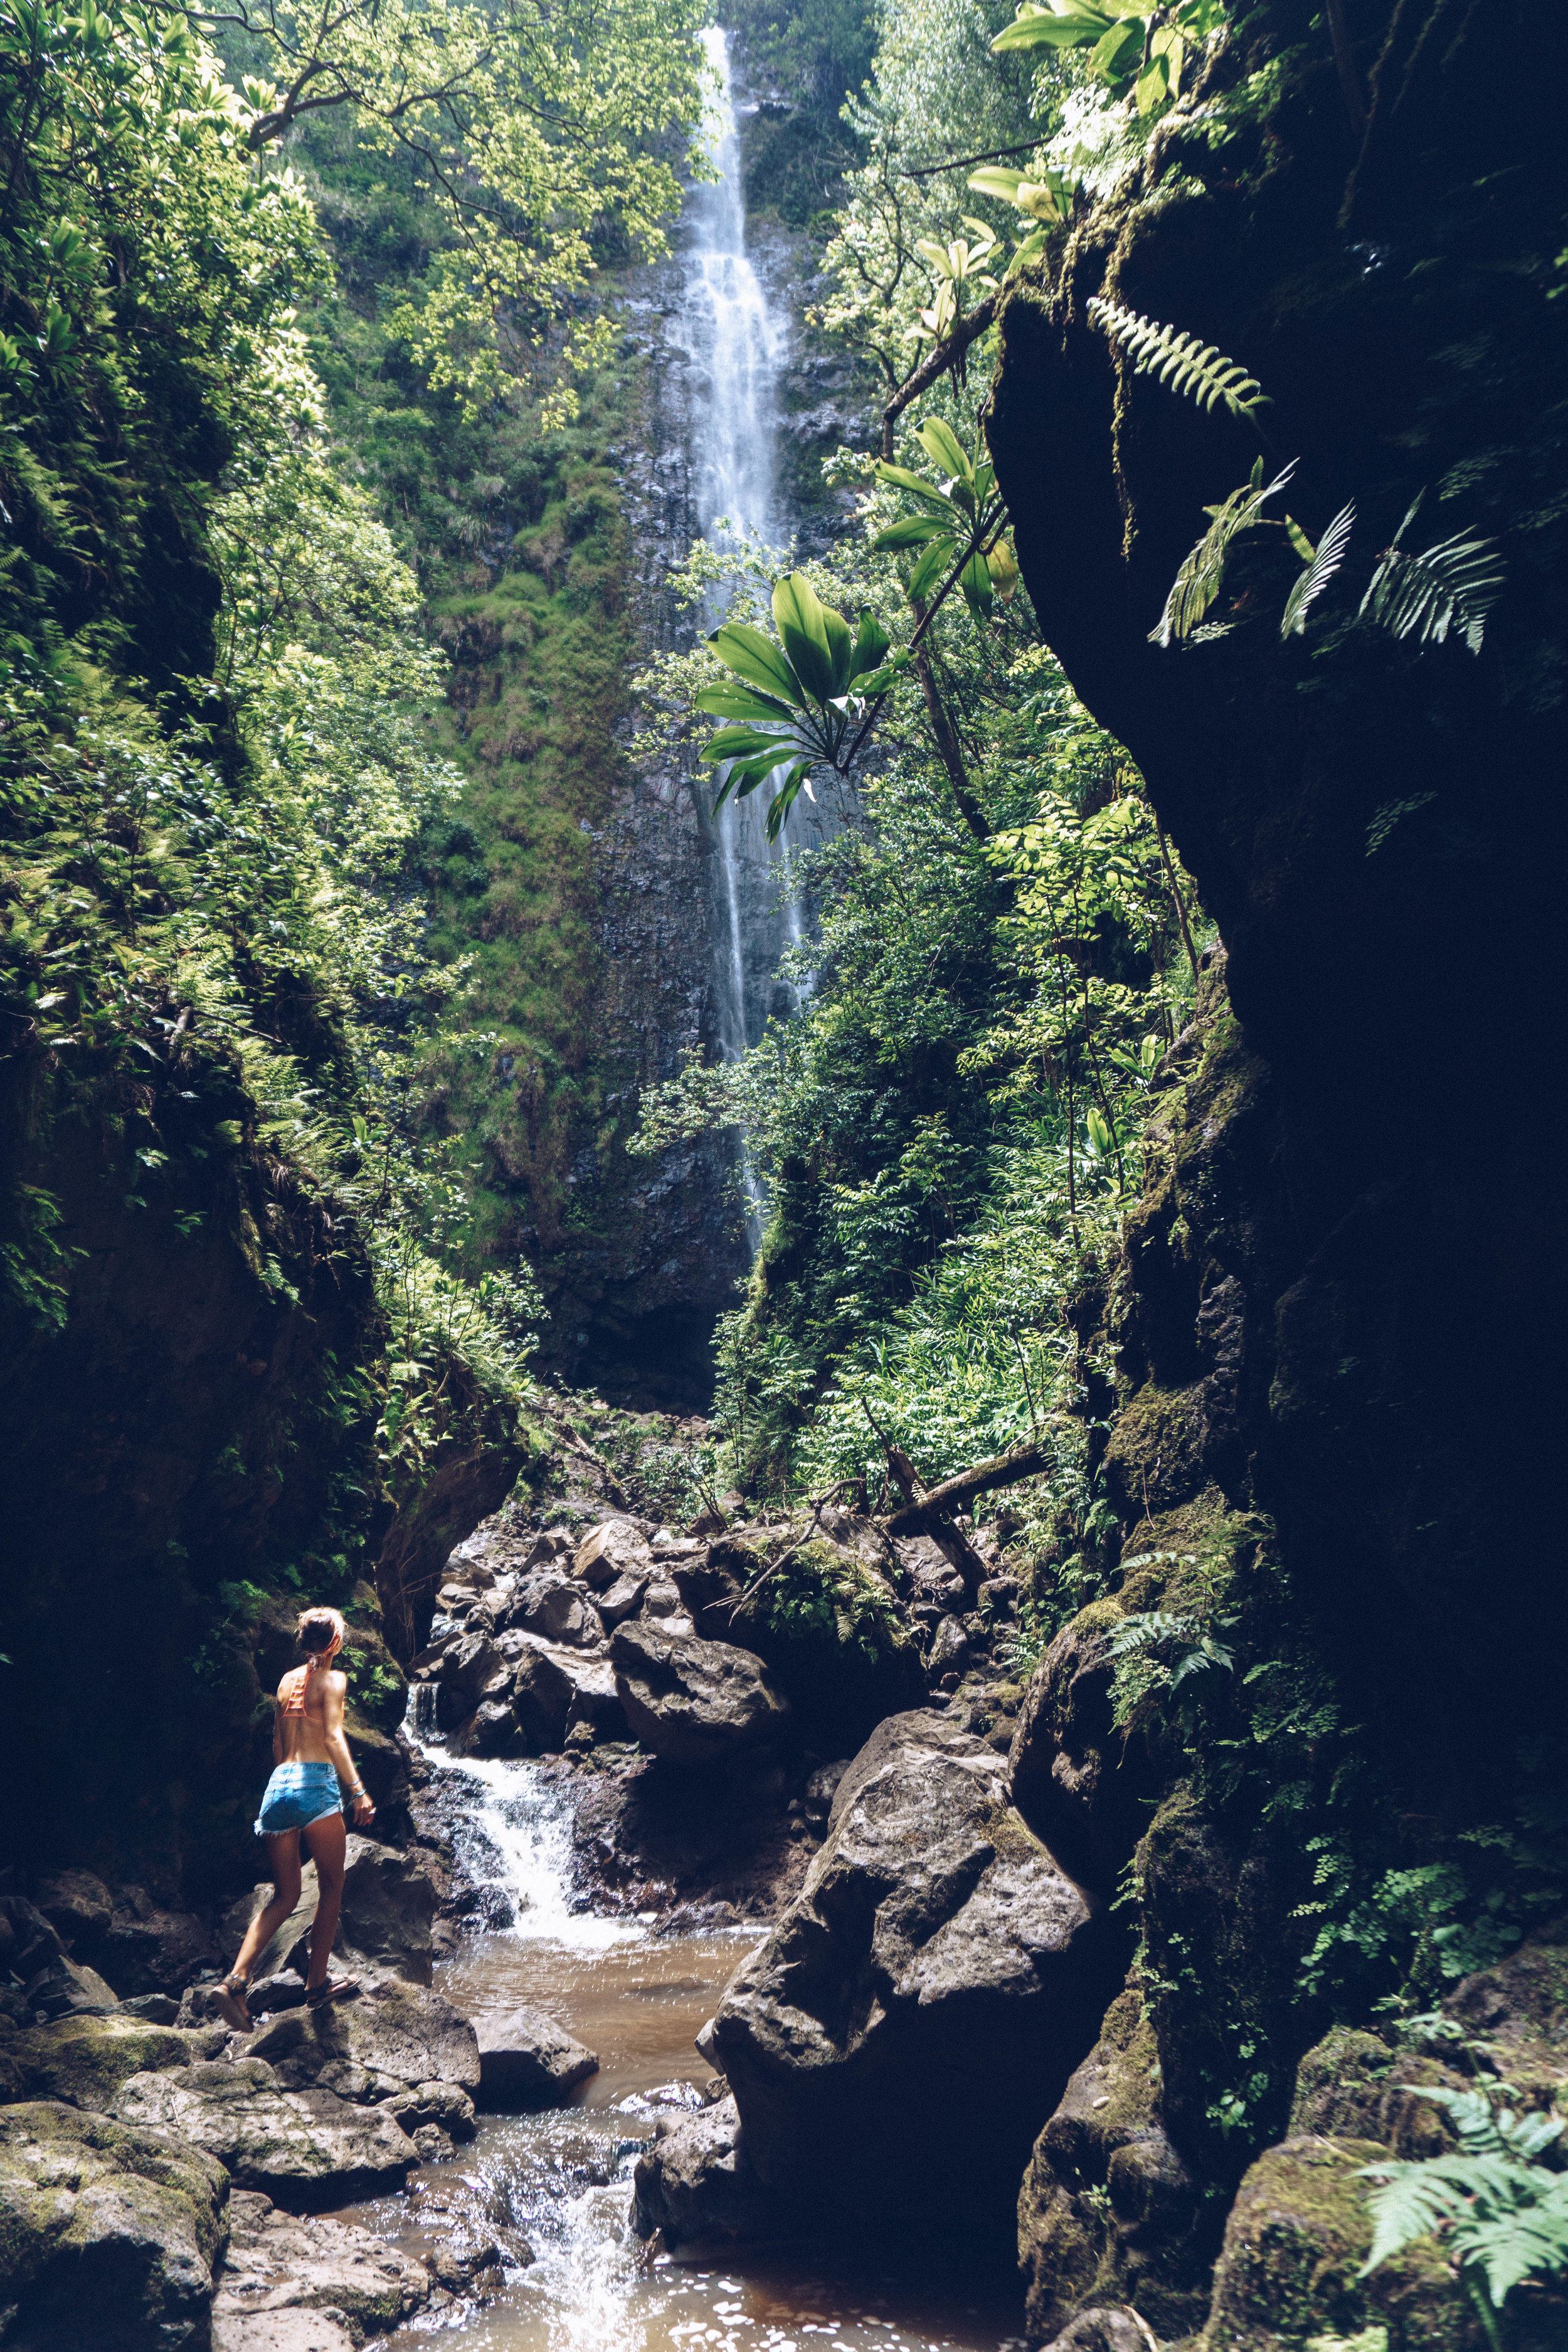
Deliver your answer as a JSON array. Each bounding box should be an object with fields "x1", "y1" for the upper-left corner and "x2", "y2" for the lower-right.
[{"x1": 406, "y1": 1700, "x2": 641, "y2": 1952}]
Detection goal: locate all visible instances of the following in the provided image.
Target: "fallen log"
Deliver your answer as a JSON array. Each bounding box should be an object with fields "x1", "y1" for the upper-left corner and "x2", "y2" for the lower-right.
[{"x1": 883, "y1": 1439, "x2": 1051, "y2": 1539}]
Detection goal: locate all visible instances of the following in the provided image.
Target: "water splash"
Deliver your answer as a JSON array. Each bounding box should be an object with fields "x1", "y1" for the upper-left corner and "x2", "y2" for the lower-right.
[{"x1": 408, "y1": 1698, "x2": 642, "y2": 1952}]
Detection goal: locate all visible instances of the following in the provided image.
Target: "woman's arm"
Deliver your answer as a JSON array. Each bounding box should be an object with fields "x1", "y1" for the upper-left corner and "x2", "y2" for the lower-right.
[{"x1": 321, "y1": 1671, "x2": 374, "y2": 1826}]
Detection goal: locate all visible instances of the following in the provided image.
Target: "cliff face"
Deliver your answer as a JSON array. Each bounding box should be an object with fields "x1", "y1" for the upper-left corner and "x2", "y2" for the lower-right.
[
  {"x1": 987, "y1": 0, "x2": 1568, "y2": 1814},
  {"x1": 986, "y1": 6, "x2": 1568, "y2": 2326}
]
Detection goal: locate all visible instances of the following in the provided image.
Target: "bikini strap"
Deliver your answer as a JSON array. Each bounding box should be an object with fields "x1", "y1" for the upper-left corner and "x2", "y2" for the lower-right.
[{"x1": 282, "y1": 1653, "x2": 322, "y2": 1717}]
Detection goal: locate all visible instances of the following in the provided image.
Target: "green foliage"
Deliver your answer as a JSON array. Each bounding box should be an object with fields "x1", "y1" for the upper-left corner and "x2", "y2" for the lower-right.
[
  {"x1": 1150, "y1": 458, "x2": 1300, "y2": 645},
  {"x1": 1108, "y1": 1601, "x2": 1236, "y2": 1731},
  {"x1": 1359, "y1": 495, "x2": 1507, "y2": 656},
  {"x1": 699, "y1": 571, "x2": 908, "y2": 838},
  {"x1": 749, "y1": 1537, "x2": 909, "y2": 1664},
  {"x1": 993, "y1": 0, "x2": 1227, "y2": 122},
  {"x1": 872, "y1": 418, "x2": 1017, "y2": 618},
  {"x1": 196, "y1": 0, "x2": 707, "y2": 418},
  {"x1": 1088, "y1": 294, "x2": 1269, "y2": 421},
  {"x1": 1360, "y1": 2086, "x2": 1568, "y2": 2340}
]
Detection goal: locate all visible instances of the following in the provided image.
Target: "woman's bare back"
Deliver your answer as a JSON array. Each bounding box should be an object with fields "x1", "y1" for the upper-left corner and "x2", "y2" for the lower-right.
[{"x1": 275, "y1": 1662, "x2": 347, "y2": 1764}]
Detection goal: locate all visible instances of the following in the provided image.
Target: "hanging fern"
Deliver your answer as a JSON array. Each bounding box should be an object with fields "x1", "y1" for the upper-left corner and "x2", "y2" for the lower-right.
[
  {"x1": 1087, "y1": 295, "x2": 1269, "y2": 421},
  {"x1": 1281, "y1": 500, "x2": 1356, "y2": 638},
  {"x1": 1360, "y1": 2083, "x2": 1568, "y2": 2344},
  {"x1": 1150, "y1": 458, "x2": 1297, "y2": 647},
  {"x1": 1359, "y1": 496, "x2": 1507, "y2": 654}
]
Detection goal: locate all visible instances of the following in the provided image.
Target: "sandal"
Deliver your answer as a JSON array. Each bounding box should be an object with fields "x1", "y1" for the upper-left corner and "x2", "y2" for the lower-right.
[
  {"x1": 213, "y1": 1974, "x2": 252, "y2": 2028},
  {"x1": 305, "y1": 1973, "x2": 360, "y2": 2010}
]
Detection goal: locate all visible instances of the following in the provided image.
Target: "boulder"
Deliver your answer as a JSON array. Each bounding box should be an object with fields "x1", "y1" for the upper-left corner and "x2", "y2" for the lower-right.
[
  {"x1": 503, "y1": 1572, "x2": 604, "y2": 1648},
  {"x1": 112, "y1": 2057, "x2": 418, "y2": 2208},
  {"x1": 98, "y1": 1892, "x2": 223, "y2": 1995},
  {"x1": 1441, "y1": 1919, "x2": 1568, "y2": 2103},
  {"x1": 1007, "y1": 1598, "x2": 1160, "y2": 1899},
  {"x1": 379, "y1": 2079, "x2": 479, "y2": 2142},
  {"x1": 573, "y1": 1518, "x2": 652, "y2": 1591},
  {"x1": 686, "y1": 1710, "x2": 1115, "y2": 2243},
  {"x1": 34, "y1": 1868, "x2": 114, "y2": 1945},
  {"x1": 596, "y1": 1571, "x2": 650, "y2": 1626},
  {"x1": 507, "y1": 1638, "x2": 625, "y2": 1752},
  {"x1": 232, "y1": 1837, "x2": 437, "y2": 1988},
  {"x1": 24, "y1": 1952, "x2": 120, "y2": 2018},
  {"x1": 926, "y1": 1614, "x2": 970, "y2": 1675},
  {"x1": 4, "y1": 2011, "x2": 199, "y2": 2111},
  {"x1": 118, "y1": 1993, "x2": 184, "y2": 2025},
  {"x1": 631, "y1": 2095, "x2": 770, "y2": 2248},
  {"x1": 213, "y1": 2315, "x2": 356, "y2": 2352},
  {"x1": 0, "y1": 2098, "x2": 228, "y2": 2351},
  {"x1": 1043, "y1": 2314, "x2": 1160, "y2": 2352},
  {"x1": 213, "y1": 2188, "x2": 431, "y2": 2337},
  {"x1": 1199, "y1": 2134, "x2": 1483, "y2": 2350},
  {"x1": 472, "y1": 2006, "x2": 598, "y2": 2111},
  {"x1": 436, "y1": 1631, "x2": 504, "y2": 1729},
  {"x1": 1288, "y1": 2027, "x2": 1468, "y2": 2160},
  {"x1": 244, "y1": 1980, "x2": 480, "y2": 2103},
  {"x1": 509, "y1": 1641, "x2": 575, "y2": 1751},
  {"x1": 611, "y1": 1621, "x2": 792, "y2": 1765},
  {"x1": 0, "y1": 1895, "x2": 65, "y2": 1982},
  {"x1": 1017, "y1": 1985, "x2": 1212, "y2": 2346}
]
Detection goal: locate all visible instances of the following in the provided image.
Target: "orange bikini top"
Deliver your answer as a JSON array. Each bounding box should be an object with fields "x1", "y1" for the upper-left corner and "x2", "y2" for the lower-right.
[{"x1": 282, "y1": 1655, "x2": 324, "y2": 1717}]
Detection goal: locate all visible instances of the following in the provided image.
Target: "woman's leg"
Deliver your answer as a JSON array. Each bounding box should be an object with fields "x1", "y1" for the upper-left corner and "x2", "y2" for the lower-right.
[
  {"x1": 228, "y1": 1833, "x2": 304, "y2": 1983},
  {"x1": 300, "y1": 1809, "x2": 347, "y2": 1990}
]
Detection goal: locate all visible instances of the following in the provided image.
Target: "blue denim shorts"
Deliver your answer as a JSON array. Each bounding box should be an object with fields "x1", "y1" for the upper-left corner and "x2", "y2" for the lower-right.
[{"x1": 255, "y1": 1761, "x2": 342, "y2": 1836}]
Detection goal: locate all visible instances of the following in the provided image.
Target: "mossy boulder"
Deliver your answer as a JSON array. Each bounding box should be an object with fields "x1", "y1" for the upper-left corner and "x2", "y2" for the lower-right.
[
  {"x1": 1200, "y1": 2134, "x2": 1479, "y2": 2351},
  {"x1": 697, "y1": 1533, "x2": 925, "y2": 1750},
  {"x1": 1019, "y1": 1985, "x2": 1217, "y2": 2346},
  {"x1": 1289, "y1": 2029, "x2": 1466, "y2": 2160},
  {"x1": 0, "y1": 2097, "x2": 229, "y2": 2351},
  {"x1": 4, "y1": 2013, "x2": 199, "y2": 2111},
  {"x1": 1008, "y1": 1597, "x2": 1150, "y2": 1897},
  {"x1": 1443, "y1": 1920, "x2": 1568, "y2": 2113}
]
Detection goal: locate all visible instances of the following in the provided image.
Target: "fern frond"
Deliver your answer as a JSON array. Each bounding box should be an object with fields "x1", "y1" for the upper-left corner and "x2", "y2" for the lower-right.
[
  {"x1": 1463, "y1": 2180, "x2": 1568, "y2": 2309},
  {"x1": 1088, "y1": 295, "x2": 1269, "y2": 421},
  {"x1": 1359, "y1": 2152, "x2": 1484, "y2": 2272},
  {"x1": 1281, "y1": 501, "x2": 1355, "y2": 638},
  {"x1": 1150, "y1": 460, "x2": 1297, "y2": 647},
  {"x1": 1359, "y1": 502, "x2": 1506, "y2": 654}
]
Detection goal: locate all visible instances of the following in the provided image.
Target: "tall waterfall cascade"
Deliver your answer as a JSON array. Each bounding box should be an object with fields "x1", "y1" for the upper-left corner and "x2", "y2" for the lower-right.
[{"x1": 678, "y1": 26, "x2": 808, "y2": 1244}]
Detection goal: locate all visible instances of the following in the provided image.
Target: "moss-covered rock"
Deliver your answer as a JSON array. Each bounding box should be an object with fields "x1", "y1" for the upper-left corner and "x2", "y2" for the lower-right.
[
  {"x1": 1008, "y1": 1597, "x2": 1143, "y2": 1898},
  {"x1": 4, "y1": 2013, "x2": 198, "y2": 2112},
  {"x1": 1019, "y1": 1985, "x2": 1217, "y2": 2345},
  {"x1": 0, "y1": 2096, "x2": 229, "y2": 2351},
  {"x1": 1288, "y1": 2030, "x2": 1465, "y2": 2161},
  {"x1": 1199, "y1": 2134, "x2": 1479, "y2": 2352}
]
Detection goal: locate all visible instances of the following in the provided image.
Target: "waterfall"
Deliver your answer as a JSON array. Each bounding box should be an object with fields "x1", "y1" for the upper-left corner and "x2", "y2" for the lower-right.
[{"x1": 680, "y1": 25, "x2": 798, "y2": 1248}]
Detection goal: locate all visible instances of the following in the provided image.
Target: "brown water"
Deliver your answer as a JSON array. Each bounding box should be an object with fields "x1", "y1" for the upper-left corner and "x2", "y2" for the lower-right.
[{"x1": 356, "y1": 1746, "x2": 1025, "y2": 2352}]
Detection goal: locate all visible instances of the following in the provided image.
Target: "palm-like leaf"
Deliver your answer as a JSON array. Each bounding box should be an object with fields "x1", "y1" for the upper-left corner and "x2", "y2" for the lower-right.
[
  {"x1": 1150, "y1": 460, "x2": 1297, "y2": 647},
  {"x1": 1359, "y1": 500, "x2": 1506, "y2": 655},
  {"x1": 1281, "y1": 500, "x2": 1355, "y2": 638},
  {"x1": 1088, "y1": 295, "x2": 1269, "y2": 421}
]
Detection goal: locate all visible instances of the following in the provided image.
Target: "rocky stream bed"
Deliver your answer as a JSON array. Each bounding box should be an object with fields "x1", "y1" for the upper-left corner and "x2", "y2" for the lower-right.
[{"x1": 4, "y1": 1485, "x2": 1568, "y2": 2352}]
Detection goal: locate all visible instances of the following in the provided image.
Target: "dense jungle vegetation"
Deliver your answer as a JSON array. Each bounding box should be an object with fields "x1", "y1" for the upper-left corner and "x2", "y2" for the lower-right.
[{"x1": 4, "y1": 0, "x2": 1567, "y2": 2338}]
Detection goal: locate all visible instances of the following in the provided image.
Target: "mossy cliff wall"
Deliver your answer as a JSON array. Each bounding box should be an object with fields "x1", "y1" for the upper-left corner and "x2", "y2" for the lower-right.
[
  {"x1": 987, "y1": 7, "x2": 1568, "y2": 2331},
  {"x1": 987, "y1": 0, "x2": 1568, "y2": 1823}
]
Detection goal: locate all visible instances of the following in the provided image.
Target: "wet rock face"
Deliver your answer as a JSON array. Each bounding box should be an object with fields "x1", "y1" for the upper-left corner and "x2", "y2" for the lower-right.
[
  {"x1": 631, "y1": 2094, "x2": 770, "y2": 2248},
  {"x1": 686, "y1": 1710, "x2": 1118, "y2": 2244},
  {"x1": 0, "y1": 2097, "x2": 230, "y2": 2352},
  {"x1": 243, "y1": 1981, "x2": 481, "y2": 2104}
]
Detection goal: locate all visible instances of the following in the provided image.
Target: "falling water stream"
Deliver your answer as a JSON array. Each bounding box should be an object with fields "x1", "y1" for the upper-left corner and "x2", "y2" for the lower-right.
[
  {"x1": 681, "y1": 26, "x2": 808, "y2": 1248},
  {"x1": 356, "y1": 1730, "x2": 1025, "y2": 2351}
]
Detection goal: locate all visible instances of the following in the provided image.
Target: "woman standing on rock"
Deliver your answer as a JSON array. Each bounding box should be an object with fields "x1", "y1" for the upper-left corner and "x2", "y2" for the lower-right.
[{"x1": 215, "y1": 1606, "x2": 376, "y2": 2025}]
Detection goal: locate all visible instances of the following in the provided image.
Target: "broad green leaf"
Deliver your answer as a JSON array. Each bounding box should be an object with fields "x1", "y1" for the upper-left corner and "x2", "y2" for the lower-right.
[
  {"x1": 771, "y1": 572, "x2": 837, "y2": 702},
  {"x1": 1092, "y1": 18, "x2": 1143, "y2": 76},
  {"x1": 849, "y1": 657, "x2": 909, "y2": 697},
  {"x1": 707, "y1": 621, "x2": 802, "y2": 704},
  {"x1": 967, "y1": 166, "x2": 1026, "y2": 204},
  {"x1": 959, "y1": 547, "x2": 993, "y2": 620},
  {"x1": 699, "y1": 724, "x2": 798, "y2": 763},
  {"x1": 818, "y1": 593, "x2": 854, "y2": 695},
  {"x1": 1285, "y1": 516, "x2": 1316, "y2": 562},
  {"x1": 909, "y1": 533, "x2": 958, "y2": 601},
  {"x1": 849, "y1": 608, "x2": 891, "y2": 681},
  {"x1": 987, "y1": 536, "x2": 1020, "y2": 600},
  {"x1": 916, "y1": 237, "x2": 956, "y2": 280},
  {"x1": 874, "y1": 460, "x2": 956, "y2": 516},
  {"x1": 695, "y1": 683, "x2": 798, "y2": 722},
  {"x1": 871, "y1": 516, "x2": 948, "y2": 552},
  {"x1": 916, "y1": 417, "x2": 971, "y2": 487},
  {"x1": 992, "y1": 2, "x2": 1113, "y2": 55}
]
